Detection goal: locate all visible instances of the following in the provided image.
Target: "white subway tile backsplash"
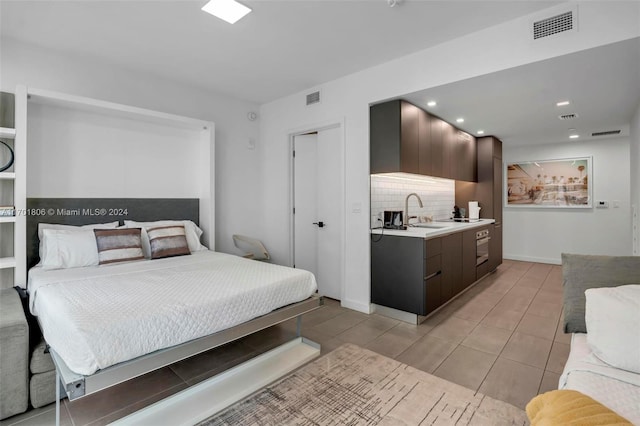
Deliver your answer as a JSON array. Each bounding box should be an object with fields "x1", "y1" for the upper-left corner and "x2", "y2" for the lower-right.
[{"x1": 370, "y1": 173, "x2": 455, "y2": 224}]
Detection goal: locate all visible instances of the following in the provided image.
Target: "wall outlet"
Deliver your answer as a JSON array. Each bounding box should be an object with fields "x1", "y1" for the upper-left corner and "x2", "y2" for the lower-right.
[{"x1": 596, "y1": 200, "x2": 609, "y2": 209}]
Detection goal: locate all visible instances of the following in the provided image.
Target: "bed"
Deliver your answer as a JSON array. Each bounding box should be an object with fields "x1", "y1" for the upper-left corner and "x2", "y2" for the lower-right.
[
  {"x1": 559, "y1": 333, "x2": 640, "y2": 424},
  {"x1": 558, "y1": 253, "x2": 640, "y2": 424},
  {"x1": 25, "y1": 198, "x2": 322, "y2": 422}
]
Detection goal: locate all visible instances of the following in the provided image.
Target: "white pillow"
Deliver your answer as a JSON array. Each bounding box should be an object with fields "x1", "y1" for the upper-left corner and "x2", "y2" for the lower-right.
[
  {"x1": 585, "y1": 285, "x2": 640, "y2": 374},
  {"x1": 40, "y1": 229, "x2": 100, "y2": 270},
  {"x1": 124, "y1": 220, "x2": 206, "y2": 257},
  {"x1": 38, "y1": 222, "x2": 119, "y2": 261}
]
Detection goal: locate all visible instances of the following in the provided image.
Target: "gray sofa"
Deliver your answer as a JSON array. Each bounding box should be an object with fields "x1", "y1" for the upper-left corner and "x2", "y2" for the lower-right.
[
  {"x1": 0, "y1": 287, "x2": 29, "y2": 419},
  {"x1": 0, "y1": 287, "x2": 58, "y2": 420}
]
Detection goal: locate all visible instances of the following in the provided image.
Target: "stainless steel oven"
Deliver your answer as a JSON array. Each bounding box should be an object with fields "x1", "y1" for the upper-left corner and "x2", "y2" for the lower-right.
[{"x1": 476, "y1": 229, "x2": 490, "y2": 266}]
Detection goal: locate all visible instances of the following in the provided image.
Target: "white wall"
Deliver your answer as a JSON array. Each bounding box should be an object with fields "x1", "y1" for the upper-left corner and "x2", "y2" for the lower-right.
[
  {"x1": 503, "y1": 138, "x2": 631, "y2": 264},
  {"x1": 0, "y1": 38, "x2": 261, "y2": 255},
  {"x1": 631, "y1": 102, "x2": 640, "y2": 255},
  {"x1": 258, "y1": 2, "x2": 640, "y2": 313}
]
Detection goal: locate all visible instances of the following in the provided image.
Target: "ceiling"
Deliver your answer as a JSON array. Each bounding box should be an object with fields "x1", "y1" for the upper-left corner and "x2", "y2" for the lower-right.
[
  {"x1": 0, "y1": 0, "x2": 560, "y2": 104},
  {"x1": 403, "y1": 37, "x2": 640, "y2": 146}
]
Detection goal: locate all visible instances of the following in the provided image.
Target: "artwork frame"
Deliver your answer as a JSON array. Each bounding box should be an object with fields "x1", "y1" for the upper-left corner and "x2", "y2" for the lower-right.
[{"x1": 505, "y1": 156, "x2": 592, "y2": 208}]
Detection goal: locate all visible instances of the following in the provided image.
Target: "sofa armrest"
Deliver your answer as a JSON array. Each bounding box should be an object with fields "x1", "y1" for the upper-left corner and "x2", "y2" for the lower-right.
[{"x1": 0, "y1": 288, "x2": 29, "y2": 419}]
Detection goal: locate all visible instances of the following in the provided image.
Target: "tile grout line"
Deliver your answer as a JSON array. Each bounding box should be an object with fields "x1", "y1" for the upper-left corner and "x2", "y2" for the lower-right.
[{"x1": 432, "y1": 261, "x2": 524, "y2": 389}]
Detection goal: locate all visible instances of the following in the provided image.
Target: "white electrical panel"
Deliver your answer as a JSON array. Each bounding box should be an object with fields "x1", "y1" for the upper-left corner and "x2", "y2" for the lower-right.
[{"x1": 596, "y1": 201, "x2": 609, "y2": 209}]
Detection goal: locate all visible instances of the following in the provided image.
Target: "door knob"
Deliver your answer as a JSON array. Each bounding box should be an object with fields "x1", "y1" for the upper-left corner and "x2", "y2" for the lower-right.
[{"x1": 312, "y1": 221, "x2": 325, "y2": 228}]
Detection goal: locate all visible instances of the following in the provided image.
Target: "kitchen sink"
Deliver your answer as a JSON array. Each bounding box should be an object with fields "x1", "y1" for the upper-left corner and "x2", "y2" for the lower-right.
[{"x1": 409, "y1": 223, "x2": 449, "y2": 229}]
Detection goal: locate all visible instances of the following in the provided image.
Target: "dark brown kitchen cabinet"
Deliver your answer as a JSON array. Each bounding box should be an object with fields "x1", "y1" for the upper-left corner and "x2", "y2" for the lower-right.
[
  {"x1": 418, "y1": 108, "x2": 432, "y2": 176},
  {"x1": 476, "y1": 136, "x2": 503, "y2": 270},
  {"x1": 370, "y1": 100, "x2": 419, "y2": 174},
  {"x1": 441, "y1": 120, "x2": 455, "y2": 180},
  {"x1": 441, "y1": 233, "x2": 462, "y2": 303},
  {"x1": 424, "y1": 239, "x2": 442, "y2": 315},
  {"x1": 457, "y1": 131, "x2": 477, "y2": 182},
  {"x1": 488, "y1": 223, "x2": 502, "y2": 272},
  {"x1": 371, "y1": 235, "x2": 444, "y2": 316},
  {"x1": 371, "y1": 235, "x2": 424, "y2": 314},
  {"x1": 462, "y1": 229, "x2": 477, "y2": 289},
  {"x1": 430, "y1": 116, "x2": 444, "y2": 177},
  {"x1": 370, "y1": 100, "x2": 477, "y2": 182}
]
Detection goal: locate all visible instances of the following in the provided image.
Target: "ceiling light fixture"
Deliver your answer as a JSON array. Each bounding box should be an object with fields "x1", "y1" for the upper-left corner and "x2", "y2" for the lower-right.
[
  {"x1": 477, "y1": 130, "x2": 485, "y2": 135},
  {"x1": 456, "y1": 118, "x2": 464, "y2": 123},
  {"x1": 556, "y1": 100, "x2": 571, "y2": 106},
  {"x1": 569, "y1": 134, "x2": 580, "y2": 139},
  {"x1": 427, "y1": 101, "x2": 437, "y2": 107},
  {"x1": 201, "y1": 0, "x2": 251, "y2": 24}
]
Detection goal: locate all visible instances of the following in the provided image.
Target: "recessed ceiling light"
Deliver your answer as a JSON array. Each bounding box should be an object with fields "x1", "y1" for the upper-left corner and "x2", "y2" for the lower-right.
[
  {"x1": 569, "y1": 134, "x2": 580, "y2": 139},
  {"x1": 201, "y1": 0, "x2": 251, "y2": 24},
  {"x1": 556, "y1": 100, "x2": 571, "y2": 107},
  {"x1": 477, "y1": 130, "x2": 485, "y2": 135},
  {"x1": 456, "y1": 118, "x2": 464, "y2": 123},
  {"x1": 427, "y1": 101, "x2": 437, "y2": 107}
]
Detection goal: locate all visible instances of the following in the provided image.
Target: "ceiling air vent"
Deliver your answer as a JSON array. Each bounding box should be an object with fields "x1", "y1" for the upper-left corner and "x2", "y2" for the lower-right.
[
  {"x1": 592, "y1": 130, "x2": 621, "y2": 137},
  {"x1": 558, "y1": 113, "x2": 578, "y2": 120},
  {"x1": 306, "y1": 91, "x2": 321, "y2": 106},
  {"x1": 533, "y1": 10, "x2": 575, "y2": 40}
]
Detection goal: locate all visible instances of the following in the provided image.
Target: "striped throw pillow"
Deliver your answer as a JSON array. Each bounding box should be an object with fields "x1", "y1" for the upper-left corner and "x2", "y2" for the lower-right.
[
  {"x1": 94, "y1": 228, "x2": 145, "y2": 265},
  {"x1": 147, "y1": 225, "x2": 191, "y2": 259}
]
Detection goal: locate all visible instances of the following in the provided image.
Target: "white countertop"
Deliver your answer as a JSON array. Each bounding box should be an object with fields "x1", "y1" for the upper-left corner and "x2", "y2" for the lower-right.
[{"x1": 370, "y1": 219, "x2": 495, "y2": 239}]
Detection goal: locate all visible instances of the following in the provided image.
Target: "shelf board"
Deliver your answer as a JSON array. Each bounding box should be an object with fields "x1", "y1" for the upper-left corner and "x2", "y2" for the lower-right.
[
  {"x1": 0, "y1": 257, "x2": 16, "y2": 270},
  {"x1": 0, "y1": 216, "x2": 16, "y2": 223},
  {"x1": 0, "y1": 172, "x2": 15, "y2": 180},
  {"x1": 0, "y1": 127, "x2": 16, "y2": 139},
  {"x1": 27, "y1": 88, "x2": 212, "y2": 131}
]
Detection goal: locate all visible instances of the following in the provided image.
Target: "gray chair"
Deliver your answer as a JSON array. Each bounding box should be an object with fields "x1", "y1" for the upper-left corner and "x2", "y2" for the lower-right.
[
  {"x1": 232, "y1": 235, "x2": 270, "y2": 261},
  {"x1": 0, "y1": 287, "x2": 29, "y2": 419}
]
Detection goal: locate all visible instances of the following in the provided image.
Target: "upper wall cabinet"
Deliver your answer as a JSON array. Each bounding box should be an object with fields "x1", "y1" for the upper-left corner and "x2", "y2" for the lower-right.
[
  {"x1": 370, "y1": 100, "x2": 419, "y2": 174},
  {"x1": 370, "y1": 100, "x2": 476, "y2": 182}
]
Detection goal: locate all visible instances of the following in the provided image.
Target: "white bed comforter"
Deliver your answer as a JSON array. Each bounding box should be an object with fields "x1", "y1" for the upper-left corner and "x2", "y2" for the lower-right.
[
  {"x1": 28, "y1": 251, "x2": 317, "y2": 376},
  {"x1": 560, "y1": 333, "x2": 640, "y2": 424}
]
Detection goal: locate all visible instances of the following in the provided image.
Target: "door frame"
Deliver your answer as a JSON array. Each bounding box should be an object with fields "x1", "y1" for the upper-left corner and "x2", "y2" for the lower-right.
[{"x1": 288, "y1": 118, "x2": 346, "y2": 301}]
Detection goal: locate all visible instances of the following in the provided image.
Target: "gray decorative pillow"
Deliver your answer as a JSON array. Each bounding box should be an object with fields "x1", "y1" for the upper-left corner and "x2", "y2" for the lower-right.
[
  {"x1": 94, "y1": 228, "x2": 145, "y2": 265},
  {"x1": 147, "y1": 225, "x2": 191, "y2": 259},
  {"x1": 562, "y1": 253, "x2": 640, "y2": 333}
]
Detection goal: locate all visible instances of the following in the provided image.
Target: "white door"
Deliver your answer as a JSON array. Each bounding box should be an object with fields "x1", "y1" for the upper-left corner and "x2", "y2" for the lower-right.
[{"x1": 293, "y1": 126, "x2": 343, "y2": 300}]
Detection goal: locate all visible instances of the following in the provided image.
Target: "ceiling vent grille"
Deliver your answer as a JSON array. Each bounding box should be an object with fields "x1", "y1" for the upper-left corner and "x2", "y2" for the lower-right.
[
  {"x1": 592, "y1": 130, "x2": 621, "y2": 137},
  {"x1": 533, "y1": 10, "x2": 574, "y2": 40},
  {"x1": 558, "y1": 113, "x2": 578, "y2": 120},
  {"x1": 306, "y1": 91, "x2": 321, "y2": 106}
]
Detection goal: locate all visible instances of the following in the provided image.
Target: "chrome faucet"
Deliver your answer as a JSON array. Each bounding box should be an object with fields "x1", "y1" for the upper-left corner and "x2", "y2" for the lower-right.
[{"x1": 404, "y1": 193, "x2": 424, "y2": 226}]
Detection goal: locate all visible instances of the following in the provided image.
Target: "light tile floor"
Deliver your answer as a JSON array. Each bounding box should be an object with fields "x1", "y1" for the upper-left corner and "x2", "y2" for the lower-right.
[{"x1": 1, "y1": 260, "x2": 570, "y2": 425}]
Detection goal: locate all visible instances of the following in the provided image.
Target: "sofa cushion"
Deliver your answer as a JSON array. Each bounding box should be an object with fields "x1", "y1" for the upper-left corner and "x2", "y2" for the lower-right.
[
  {"x1": 30, "y1": 339, "x2": 55, "y2": 374},
  {"x1": 585, "y1": 285, "x2": 640, "y2": 374},
  {"x1": 527, "y1": 389, "x2": 632, "y2": 425},
  {"x1": 29, "y1": 370, "x2": 57, "y2": 409},
  {"x1": 561, "y1": 254, "x2": 640, "y2": 333}
]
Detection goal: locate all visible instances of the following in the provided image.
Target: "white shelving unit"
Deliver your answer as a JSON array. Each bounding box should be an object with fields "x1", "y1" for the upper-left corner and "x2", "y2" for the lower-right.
[
  {"x1": 0, "y1": 172, "x2": 16, "y2": 180},
  {"x1": 0, "y1": 99, "x2": 20, "y2": 287},
  {"x1": 0, "y1": 127, "x2": 16, "y2": 139}
]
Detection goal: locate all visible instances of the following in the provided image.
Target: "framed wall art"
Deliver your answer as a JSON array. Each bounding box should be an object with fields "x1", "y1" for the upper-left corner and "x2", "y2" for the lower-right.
[{"x1": 505, "y1": 157, "x2": 592, "y2": 208}]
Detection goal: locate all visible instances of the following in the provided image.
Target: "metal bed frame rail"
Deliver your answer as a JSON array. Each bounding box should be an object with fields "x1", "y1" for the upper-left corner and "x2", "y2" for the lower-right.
[{"x1": 52, "y1": 295, "x2": 323, "y2": 401}]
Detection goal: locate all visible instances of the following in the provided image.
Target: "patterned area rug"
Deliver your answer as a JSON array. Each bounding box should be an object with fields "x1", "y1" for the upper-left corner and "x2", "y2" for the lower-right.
[{"x1": 197, "y1": 343, "x2": 528, "y2": 425}]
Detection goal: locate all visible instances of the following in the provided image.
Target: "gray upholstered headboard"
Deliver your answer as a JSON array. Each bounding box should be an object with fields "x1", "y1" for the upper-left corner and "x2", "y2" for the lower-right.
[{"x1": 27, "y1": 198, "x2": 199, "y2": 270}]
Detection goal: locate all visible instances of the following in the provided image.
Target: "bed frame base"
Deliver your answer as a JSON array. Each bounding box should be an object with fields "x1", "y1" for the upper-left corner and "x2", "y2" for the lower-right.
[
  {"x1": 52, "y1": 295, "x2": 323, "y2": 425},
  {"x1": 112, "y1": 337, "x2": 320, "y2": 425},
  {"x1": 52, "y1": 295, "x2": 322, "y2": 401}
]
